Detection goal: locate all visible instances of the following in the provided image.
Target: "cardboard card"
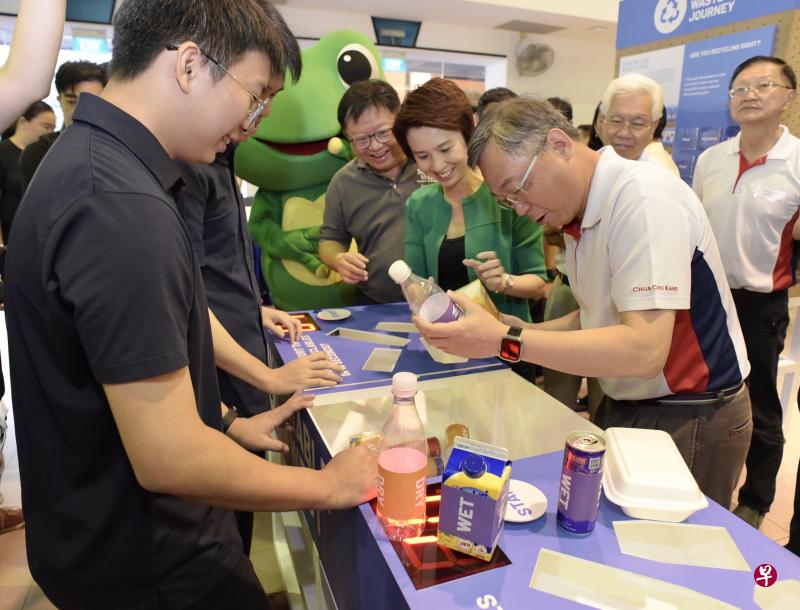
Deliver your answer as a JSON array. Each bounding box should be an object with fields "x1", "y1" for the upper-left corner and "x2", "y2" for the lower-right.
[
  {"x1": 375, "y1": 322, "x2": 419, "y2": 333},
  {"x1": 529, "y1": 548, "x2": 737, "y2": 610},
  {"x1": 420, "y1": 337, "x2": 468, "y2": 364},
  {"x1": 326, "y1": 327, "x2": 410, "y2": 347},
  {"x1": 613, "y1": 520, "x2": 749, "y2": 571},
  {"x1": 754, "y1": 579, "x2": 800, "y2": 610},
  {"x1": 456, "y1": 279, "x2": 501, "y2": 320},
  {"x1": 362, "y1": 348, "x2": 402, "y2": 373}
]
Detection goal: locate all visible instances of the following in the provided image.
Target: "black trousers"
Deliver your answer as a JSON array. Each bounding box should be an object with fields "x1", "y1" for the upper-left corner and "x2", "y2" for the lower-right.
[
  {"x1": 732, "y1": 289, "x2": 789, "y2": 514},
  {"x1": 184, "y1": 555, "x2": 271, "y2": 610}
]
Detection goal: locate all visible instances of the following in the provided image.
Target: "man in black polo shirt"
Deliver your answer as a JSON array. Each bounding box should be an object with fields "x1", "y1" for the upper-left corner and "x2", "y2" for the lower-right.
[
  {"x1": 4, "y1": 1, "x2": 376, "y2": 608},
  {"x1": 179, "y1": 138, "x2": 348, "y2": 555}
]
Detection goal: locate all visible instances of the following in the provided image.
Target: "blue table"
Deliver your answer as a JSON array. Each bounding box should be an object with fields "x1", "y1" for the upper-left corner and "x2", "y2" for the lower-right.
[
  {"x1": 269, "y1": 303, "x2": 506, "y2": 396},
  {"x1": 352, "y1": 451, "x2": 800, "y2": 609}
]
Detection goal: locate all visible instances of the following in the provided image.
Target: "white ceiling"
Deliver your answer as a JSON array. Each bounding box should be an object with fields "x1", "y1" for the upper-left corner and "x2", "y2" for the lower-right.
[{"x1": 281, "y1": 0, "x2": 620, "y2": 43}]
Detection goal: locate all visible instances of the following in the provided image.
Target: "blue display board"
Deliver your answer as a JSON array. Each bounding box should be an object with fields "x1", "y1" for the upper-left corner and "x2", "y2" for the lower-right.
[
  {"x1": 617, "y1": 0, "x2": 798, "y2": 49},
  {"x1": 672, "y1": 26, "x2": 776, "y2": 182}
]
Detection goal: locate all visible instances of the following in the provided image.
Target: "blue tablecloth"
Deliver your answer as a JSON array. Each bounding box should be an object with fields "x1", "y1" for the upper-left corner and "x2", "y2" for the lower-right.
[{"x1": 359, "y1": 450, "x2": 800, "y2": 609}]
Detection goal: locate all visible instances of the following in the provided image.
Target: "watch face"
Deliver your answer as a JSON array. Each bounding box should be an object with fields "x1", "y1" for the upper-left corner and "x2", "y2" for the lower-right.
[{"x1": 500, "y1": 337, "x2": 522, "y2": 362}]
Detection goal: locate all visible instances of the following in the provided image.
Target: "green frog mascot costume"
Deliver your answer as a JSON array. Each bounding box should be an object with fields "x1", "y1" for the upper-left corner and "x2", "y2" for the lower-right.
[{"x1": 237, "y1": 31, "x2": 384, "y2": 311}]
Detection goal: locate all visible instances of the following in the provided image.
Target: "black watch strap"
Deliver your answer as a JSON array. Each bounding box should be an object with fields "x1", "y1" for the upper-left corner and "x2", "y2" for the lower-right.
[{"x1": 222, "y1": 406, "x2": 239, "y2": 433}]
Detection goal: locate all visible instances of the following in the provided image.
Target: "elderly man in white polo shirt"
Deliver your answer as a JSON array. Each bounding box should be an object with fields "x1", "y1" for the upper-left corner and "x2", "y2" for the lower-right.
[
  {"x1": 415, "y1": 97, "x2": 752, "y2": 509},
  {"x1": 600, "y1": 73, "x2": 680, "y2": 176},
  {"x1": 693, "y1": 55, "x2": 800, "y2": 530}
]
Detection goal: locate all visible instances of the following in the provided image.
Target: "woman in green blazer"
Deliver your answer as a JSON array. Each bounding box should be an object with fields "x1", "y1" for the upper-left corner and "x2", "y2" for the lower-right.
[{"x1": 393, "y1": 78, "x2": 546, "y2": 322}]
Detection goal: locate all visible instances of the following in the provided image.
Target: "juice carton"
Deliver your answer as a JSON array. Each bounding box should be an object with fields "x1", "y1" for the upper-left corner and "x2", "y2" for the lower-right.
[{"x1": 437, "y1": 437, "x2": 511, "y2": 561}]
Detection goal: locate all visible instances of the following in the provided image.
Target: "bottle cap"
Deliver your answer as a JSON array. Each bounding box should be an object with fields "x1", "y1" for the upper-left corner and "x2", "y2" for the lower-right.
[
  {"x1": 392, "y1": 371, "x2": 417, "y2": 397},
  {"x1": 461, "y1": 454, "x2": 487, "y2": 478},
  {"x1": 388, "y1": 260, "x2": 411, "y2": 284}
]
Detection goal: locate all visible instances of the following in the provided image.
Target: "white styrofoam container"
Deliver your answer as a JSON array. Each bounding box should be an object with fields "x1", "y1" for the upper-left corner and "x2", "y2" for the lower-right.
[{"x1": 602, "y1": 427, "x2": 708, "y2": 522}]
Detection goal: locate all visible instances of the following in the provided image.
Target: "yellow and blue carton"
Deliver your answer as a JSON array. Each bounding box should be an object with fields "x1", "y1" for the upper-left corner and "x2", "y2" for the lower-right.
[{"x1": 437, "y1": 437, "x2": 511, "y2": 561}]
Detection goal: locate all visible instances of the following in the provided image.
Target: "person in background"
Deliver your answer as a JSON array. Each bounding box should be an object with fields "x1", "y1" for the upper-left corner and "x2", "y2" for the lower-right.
[
  {"x1": 319, "y1": 79, "x2": 419, "y2": 304},
  {"x1": 0, "y1": 0, "x2": 65, "y2": 129},
  {"x1": 642, "y1": 105, "x2": 679, "y2": 175},
  {"x1": 693, "y1": 55, "x2": 800, "y2": 530},
  {"x1": 393, "y1": 78, "x2": 546, "y2": 324},
  {"x1": 0, "y1": 101, "x2": 56, "y2": 246},
  {"x1": 546, "y1": 96, "x2": 573, "y2": 123},
  {"x1": 577, "y1": 124, "x2": 592, "y2": 145},
  {"x1": 416, "y1": 98, "x2": 752, "y2": 510},
  {"x1": 476, "y1": 86, "x2": 517, "y2": 121},
  {"x1": 0, "y1": 0, "x2": 64, "y2": 538},
  {"x1": 19, "y1": 60, "x2": 108, "y2": 190},
  {"x1": 5, "y1": 1, "x2": 376, "y2": 606},
  {"x1": 588, "y1": 102, "x2": 605, "y2": 151},
  {"x1": 599, "y1": 73, "x2": 679, "y2": 175}
]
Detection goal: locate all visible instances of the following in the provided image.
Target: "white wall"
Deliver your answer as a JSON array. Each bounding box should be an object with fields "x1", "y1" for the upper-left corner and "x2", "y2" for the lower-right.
[
  {"x1": 278, "y1": 5, "x2": 509, "y2": 56},
  {"x1": 278, "y1": 5, "x2": 616, "y2": 127},
  {"x1": 506, "y1": 35, "x2": 616, "y2": 126}
]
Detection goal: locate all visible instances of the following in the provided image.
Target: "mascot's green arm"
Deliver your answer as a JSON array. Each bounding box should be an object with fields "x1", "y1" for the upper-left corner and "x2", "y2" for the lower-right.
[{"x1": 248, "y1": 189, "x2": 326, "y2": 273}]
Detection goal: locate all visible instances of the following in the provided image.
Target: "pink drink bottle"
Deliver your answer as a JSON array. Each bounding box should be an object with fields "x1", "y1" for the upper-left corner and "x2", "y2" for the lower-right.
[
  {"x1": 388, "y1": 260, "x2": 463, "y2": 323},
  {"x1": 376, "y1": 372, "x2": 428, "y2": 541}
]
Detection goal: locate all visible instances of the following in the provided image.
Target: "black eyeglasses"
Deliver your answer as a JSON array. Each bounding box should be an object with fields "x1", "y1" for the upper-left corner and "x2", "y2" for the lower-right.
[
  {"x1": 349, "y1": 128, "x2": 395, "y2": 151},
  {"x1": 166, "y1": 45, "x2": 270, "y2": 130}
]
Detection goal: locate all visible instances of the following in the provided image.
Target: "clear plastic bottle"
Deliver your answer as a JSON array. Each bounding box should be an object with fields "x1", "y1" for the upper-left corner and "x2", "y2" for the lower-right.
[
  {"x1": 376, "y1": 372, "x2": 428, "y2": 541},
  {"x1": 388, "y1": 260, "x2": 463, "y2": 323}
]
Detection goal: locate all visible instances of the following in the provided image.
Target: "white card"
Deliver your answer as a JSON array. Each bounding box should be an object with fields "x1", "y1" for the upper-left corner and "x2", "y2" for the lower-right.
[
  {"x1": 375, "y1": 322, "x2": 419, "y2": 333},
  {"x1": 362, "y1": 348, "x2": 402, "y2": 372}
]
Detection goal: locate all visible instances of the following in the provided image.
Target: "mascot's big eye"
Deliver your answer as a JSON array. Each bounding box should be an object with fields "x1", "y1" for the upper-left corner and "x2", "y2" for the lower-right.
[{"x1": 336, "y1": 44, "x2": 380, "y2": 87}]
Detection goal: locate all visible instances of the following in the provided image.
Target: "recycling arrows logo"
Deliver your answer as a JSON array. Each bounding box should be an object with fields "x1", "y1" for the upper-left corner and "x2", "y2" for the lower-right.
[{"x1": 654, "y1": 0, "x2": 687, "y2": 34}]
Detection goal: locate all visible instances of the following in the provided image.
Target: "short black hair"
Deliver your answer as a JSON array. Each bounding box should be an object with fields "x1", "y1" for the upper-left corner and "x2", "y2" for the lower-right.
[
  {"x1": 587, "y1": 102, "x2": 604, "y2": 151},
  {"x1": 111, "y1": 0, "x2": 301, "y2": 84},
  {"x1": 337, "y1": 79, "x2": 400, "y2": 132},
  {"x1": 54, "y1": 61, "x2": 108, "y2": 95},
  {"x1": 476, "y1": 87, "x2": 517, "y2": 119},
  {"x1": 547, "y1": 97, "x2": 573, "y2": 123},
  {"x1": 729, "y1": 55, "x2": 797, "y2": 90},
  {"x1": 653, "y1": 105, "x2": 667, "y2": 140}
]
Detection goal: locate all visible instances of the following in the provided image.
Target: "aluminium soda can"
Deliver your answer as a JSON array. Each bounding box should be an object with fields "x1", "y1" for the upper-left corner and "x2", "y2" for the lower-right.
[{"x1": 556, "y1": 431, "x2": 605, "y2": 535}]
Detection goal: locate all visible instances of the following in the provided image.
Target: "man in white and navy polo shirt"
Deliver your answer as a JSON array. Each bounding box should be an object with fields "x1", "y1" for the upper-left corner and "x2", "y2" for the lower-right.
[
  {"x1": 693, "y1": 55, "x2": 800, "y2": 530},
  {"x1": 416, "y1": 97, "x2": 752, "y2": 509}
]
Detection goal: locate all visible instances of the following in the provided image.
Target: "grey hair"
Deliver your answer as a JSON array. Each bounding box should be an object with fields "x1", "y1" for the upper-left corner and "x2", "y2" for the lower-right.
[
  {"x1": 468, "y1": 96, "x2": 579, "y2": 166},
  {"x1": 599, "y1": 73, "x2": 664, "y2": 122}
]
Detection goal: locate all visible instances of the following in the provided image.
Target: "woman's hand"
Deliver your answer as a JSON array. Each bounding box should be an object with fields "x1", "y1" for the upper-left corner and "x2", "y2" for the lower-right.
[{"x1": 463, "y1": 251, "x2": 508, "y2": 293}]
